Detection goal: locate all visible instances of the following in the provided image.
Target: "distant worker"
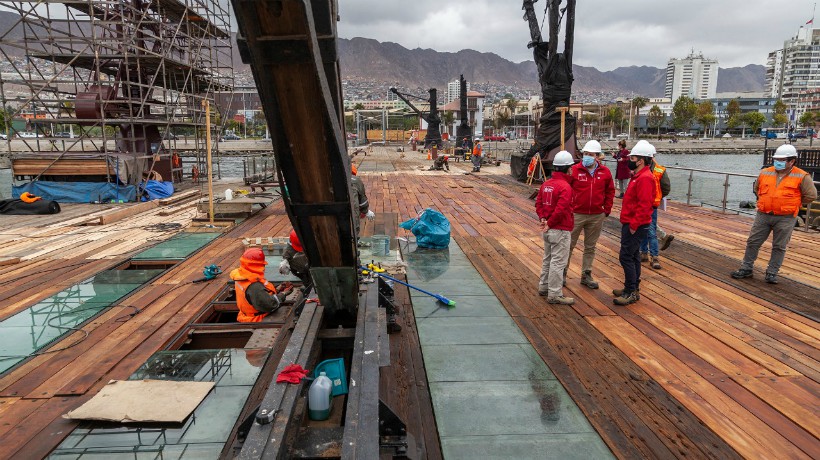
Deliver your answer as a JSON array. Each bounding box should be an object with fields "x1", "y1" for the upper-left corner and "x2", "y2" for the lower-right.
[
  {"x1": 351, "y1": 165, "x2": 375, "y2": 240},
  {"x1": 613, "y1": 139, "x2": 631, "y2": 198},
  {"x1": 731, "y1": 144, "x2": 817, "y2": 283},
  {"x1": 566, "y1": 140, "x2": 615, "y2": 289},
  {"x1": 279, "y1": 229, "x2": 312, "y2": 288},
  {"x1": 535, "y1": 150, "x2": 575, "y2": 305},
  {"x1": 613, "y1": 140, "x2": 656, "y2": 306},
  {"x1": 471, "y1": 138, "x2": 483, "y2": 172},
  {"x1": 230, "y1": 248, "x2": 293, "y2": 322},
  {"x1": 639, "y1": 142, "x2": 674, "y2": 269},
  {"x1": 429, "y1": 154, "x2": 450, "y2": 171}
]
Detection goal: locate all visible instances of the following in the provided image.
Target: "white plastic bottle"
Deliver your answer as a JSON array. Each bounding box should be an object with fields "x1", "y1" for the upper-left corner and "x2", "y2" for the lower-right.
[
  {"x1": 308, "y1": 372, "x2": 333, "y2": 420},
  {"x1": 224, "y1": 188, "x2": 233, "y2": 200}
]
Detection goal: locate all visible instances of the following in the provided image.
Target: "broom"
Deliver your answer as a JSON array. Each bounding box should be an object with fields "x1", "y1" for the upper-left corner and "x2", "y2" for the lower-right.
[{"x1": 360, "y1": 266, "x2": 456, "y2": 307}]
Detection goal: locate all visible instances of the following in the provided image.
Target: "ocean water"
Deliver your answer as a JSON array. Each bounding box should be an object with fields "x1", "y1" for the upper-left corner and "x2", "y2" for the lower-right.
[{"x1": 0, "y1": 152, "x2": 769, "y2": 210}]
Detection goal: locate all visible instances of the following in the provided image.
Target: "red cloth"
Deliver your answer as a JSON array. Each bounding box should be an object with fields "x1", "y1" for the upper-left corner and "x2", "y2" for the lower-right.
[
  {"x1": 620, "y1": 166, "x2": 655, "y2": 232},
  {"x1": 614, "y1": 148, "x2": 632, "y2": 180},
  {"x1": 276, "y1": 364, "x2": 309, "y2": 384},
  {"x1": 535, "y1": 171, "x2": 574, "y2": 231},
  {"x1": 570, "y1": 161, "x2": 615, "y2": 216}
]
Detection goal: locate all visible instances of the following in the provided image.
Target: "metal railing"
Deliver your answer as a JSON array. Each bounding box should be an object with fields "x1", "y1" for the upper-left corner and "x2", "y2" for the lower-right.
[{"x1": 601, "y1": 159, "x2": 820, "y2": 232}]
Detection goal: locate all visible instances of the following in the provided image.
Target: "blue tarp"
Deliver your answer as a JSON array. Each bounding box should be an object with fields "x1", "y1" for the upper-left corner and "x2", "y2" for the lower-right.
[
  {"x1": 12, "y1": 182, "x2": 137, "y2": 203},
  {"x1": 399, "y1": 208, "x2": 451, "y2": 249},
  {"x1": 140, "y1": 180, "x2": 175, "y2": 201}
]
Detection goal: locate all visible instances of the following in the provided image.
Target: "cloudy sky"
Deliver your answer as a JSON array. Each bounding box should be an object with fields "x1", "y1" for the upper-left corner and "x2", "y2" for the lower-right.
[{"x1": 337, "y1": 0, "x2": 815, "y2": 70}]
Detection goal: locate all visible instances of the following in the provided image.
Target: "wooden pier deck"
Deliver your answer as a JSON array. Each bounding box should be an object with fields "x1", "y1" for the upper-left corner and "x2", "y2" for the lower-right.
[{"x1": 0, "y1": 150, "x2": 817, "y2": 458}]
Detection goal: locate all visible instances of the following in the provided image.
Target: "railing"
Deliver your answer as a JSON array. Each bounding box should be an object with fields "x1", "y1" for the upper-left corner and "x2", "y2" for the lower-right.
[{"x1": 601, "y1": 160, "x2": 820, "y2": 232}]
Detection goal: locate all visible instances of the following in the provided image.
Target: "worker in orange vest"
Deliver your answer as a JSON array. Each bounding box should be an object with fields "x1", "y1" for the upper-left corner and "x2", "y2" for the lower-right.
[
  {"x1": 471, "y1": 138, "x2": 483, "y2": 172},
  {"x1": 638, "y1": 140, "x2": 673, "y2": 270},
  {"x1": 731, "y1": 144, "x2": 817, "y2": 284},
  {"x1": 230, "y1": 248, "x2": 292, "y2": 322}
]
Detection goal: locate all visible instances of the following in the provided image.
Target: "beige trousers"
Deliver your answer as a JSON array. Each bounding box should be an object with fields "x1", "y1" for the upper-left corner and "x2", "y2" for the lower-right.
[
  {"x1": 568, "y1": 213, "x2": 605, "y2": 273},
  {"x1": 539, "y1": 229, "x2": 571, "y2": 298}
]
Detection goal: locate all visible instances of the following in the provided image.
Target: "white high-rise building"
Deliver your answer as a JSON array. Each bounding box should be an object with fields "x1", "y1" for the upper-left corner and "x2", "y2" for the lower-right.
[
  {"x1": 765, "y1": 25, "x2": 820, "y2": 105},
  {"x1": 446, "y1": 78, "x2": 469, "y2": 104},
  {"x1": 664, "y1": 51, "x2": 719, "y2": 102}
]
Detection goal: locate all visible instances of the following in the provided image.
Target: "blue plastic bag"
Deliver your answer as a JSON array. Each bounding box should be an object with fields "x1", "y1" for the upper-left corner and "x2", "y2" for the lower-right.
[
  {"x1": 399, "y1": 208, "x2": 451, "y2": 249},
  {"x1": 140, "y1": 180, "x2": 175, "y2": 201}
]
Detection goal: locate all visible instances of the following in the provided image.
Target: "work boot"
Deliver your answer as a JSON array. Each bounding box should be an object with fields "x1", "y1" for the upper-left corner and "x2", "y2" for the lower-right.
[
  {"x1": 651, "y1": 256, "x2": 661, "y2": 269},
  {"x1": 547, "y1": 295, "x2": 575, "y2": 305},
  {"x1": 612, "y1": 288, "x2": 640, "y2": 300},
  {"x1": 764, "y1": 272, "x2": 778, "y2": 284},
  {"x1": 640, "y1": 252, "x2": 649, "y2": 262},
  {"x1": 730, "y1": 268, "x2": 753, "y2": 279},
  {"x1": 660, "y1": 234, "x2": 675, "y2": 251},
  {"x1": 613, "y1": 291, "x2": 639, "y2": 306},
  {"x1": 538, "y1": 289, "x2": 549, "y2": 297},
  {"x1": 580, "y1": 270, "x2": 599, "y2": 289}
]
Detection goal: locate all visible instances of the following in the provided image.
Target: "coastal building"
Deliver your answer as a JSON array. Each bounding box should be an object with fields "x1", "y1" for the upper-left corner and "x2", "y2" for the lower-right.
[
  {"x1": 664, "y1": 51, "x2": 719, "y2": 101},
  {"x1": 342, "y1": 99, "x2": 409, "y2": 110},
  {"x1": 446, "y1": 78, "x2": 470, "y2": 104},
  {"x1": 441, "y1": 90, "x2": 485, "y2": 137},
  {"x1": 765, "y1": 25, "x2": 820, "y2": 107}
]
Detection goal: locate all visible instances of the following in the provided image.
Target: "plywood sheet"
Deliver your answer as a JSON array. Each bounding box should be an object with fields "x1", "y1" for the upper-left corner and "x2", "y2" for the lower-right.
[{"x1": 63, "y1": 379, "x2": 214, "y2": 423}]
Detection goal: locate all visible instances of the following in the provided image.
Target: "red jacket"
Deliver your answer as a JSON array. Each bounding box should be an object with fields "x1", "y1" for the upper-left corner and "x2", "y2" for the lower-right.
[
  {"x1": 620, "y1": 166, "x2": 655, "y2": 232},
  {"x1": 535, "y1": 171, "x2": 574, "y2": 231},
  {"x1": 570, "y1": 161, "x2": 615, "y2": 215}
]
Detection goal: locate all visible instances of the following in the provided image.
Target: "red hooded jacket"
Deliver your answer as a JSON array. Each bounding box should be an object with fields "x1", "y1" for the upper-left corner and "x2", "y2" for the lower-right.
[
  {"x1": 570, "y1": 160, "x2": 615, "y2": 215},
  {"x1": 620, "y1": 165, "x2": 655, "y2": 231},
  {"x1": 535, "y1": 171, "x2": 574, "y2": 231}
]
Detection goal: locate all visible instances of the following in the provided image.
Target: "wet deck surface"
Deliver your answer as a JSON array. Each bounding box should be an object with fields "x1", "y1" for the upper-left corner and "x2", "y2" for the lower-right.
[{"x1": 0, "y1": 148, "x2": 817, "y2": 458}]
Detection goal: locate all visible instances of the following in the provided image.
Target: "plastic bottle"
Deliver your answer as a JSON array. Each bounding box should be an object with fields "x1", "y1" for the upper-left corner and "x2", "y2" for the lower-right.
[
  {"x1": 224, "y1": 188, "x2": 233, "y2": 200},
  {"x1": 308, "y1": 371, "x2": 333, "y2": 420}
]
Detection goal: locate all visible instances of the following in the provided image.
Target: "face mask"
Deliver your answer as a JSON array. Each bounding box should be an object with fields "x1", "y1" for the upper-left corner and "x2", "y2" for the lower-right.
[
  {"x1": 773, "y1": 160, "x2": 787, "y2": 171},
  {"x1": 582, "y1": 156, "x2": 595, "y2": 167},
  {"x1": 627, "y1": 160, "x2": 638, "y2": 170}
]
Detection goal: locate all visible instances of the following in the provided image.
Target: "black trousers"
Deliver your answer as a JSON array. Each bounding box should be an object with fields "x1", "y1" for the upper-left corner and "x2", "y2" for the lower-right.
[{"x1": 619, "y1": 223, "x2": 649, "y2": 294}]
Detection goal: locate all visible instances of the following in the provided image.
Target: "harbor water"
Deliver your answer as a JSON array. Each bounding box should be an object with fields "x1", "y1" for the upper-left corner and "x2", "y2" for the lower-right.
[{"x1": 1, "y1": 152, "x2": 767, "y2": 210}]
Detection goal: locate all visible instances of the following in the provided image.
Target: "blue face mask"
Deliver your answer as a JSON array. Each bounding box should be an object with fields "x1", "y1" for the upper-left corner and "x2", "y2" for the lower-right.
[
  {"x1": 582, "y1": 156, "x2": 595, "y2": 167},
  {"x1": 773, "y1": 160, "x2": 787, "y2": 171}
]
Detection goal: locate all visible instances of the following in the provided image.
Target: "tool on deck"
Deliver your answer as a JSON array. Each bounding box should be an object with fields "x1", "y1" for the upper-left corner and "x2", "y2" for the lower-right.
[
  {"x1": 192, "y1": 264, "x2": 222, "y2": 283},
  {"x1": 360, "y1": 266, "x2": 456, "y2": 307}
]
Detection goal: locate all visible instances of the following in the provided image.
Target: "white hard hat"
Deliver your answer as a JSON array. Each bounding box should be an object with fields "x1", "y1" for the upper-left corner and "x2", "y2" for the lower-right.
[
  {"x1": 773, "y1": 144, "x2": 798, "y2": 159},
  {"x1": 475, "y1": 137, "x2": 481, "y2": 141},
  {"x1": 581, "y1": 140, "x2": 602, "y2": 154},
  {"x1": 630, "y1": 140, "x2": 656, "y2": 158},
  {"x1": 553, "y1": 150, "x2": 574, "y2": 166}
]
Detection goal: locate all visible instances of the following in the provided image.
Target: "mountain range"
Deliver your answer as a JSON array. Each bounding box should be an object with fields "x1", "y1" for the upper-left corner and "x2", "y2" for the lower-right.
[
  {"x1": 337, "y1": 37, "x2": 767, "y2": 97},
  {"x1": 0, "y1": 11, "x2": 766, "y2": 97}
]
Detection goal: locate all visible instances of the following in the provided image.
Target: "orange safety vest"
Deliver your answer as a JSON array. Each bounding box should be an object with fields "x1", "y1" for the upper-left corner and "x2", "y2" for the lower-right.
[
  {"x1": 233, "y1": 273, "x2": 277, "y2": 323},
  {"x1": 472, "y1": 143, "x2": 482, "y2": 158},
  {"x1": 756, "y1": 166, "x2": 808, "y2": 217},
  {"x1": 528, "y1": 155, "x2": 540, "y2": 177},
  {"x1": 650, "y1": 162, "x2": 666, "y2": 208}
]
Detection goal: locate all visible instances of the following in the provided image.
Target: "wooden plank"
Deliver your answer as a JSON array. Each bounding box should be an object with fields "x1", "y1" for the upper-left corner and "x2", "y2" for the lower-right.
[
  {"x1": 96, "y1": 200, "x2": 160, "y2": 225},
  {"x1": 0, "y1": 257, "x2": 21, "y2": 267},
  {"x1": 591, "y1": 315, "x2": 809, "y2": 459}
]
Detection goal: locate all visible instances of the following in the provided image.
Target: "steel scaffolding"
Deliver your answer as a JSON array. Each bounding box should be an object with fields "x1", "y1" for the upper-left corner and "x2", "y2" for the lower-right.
[{"x1": 0, "y1": 0, "x2": 234, "y2": 188}]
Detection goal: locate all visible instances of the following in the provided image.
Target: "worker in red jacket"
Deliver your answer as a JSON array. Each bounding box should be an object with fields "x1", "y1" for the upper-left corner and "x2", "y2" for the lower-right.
[
  {"x1": 535, "y1": 150, "x2": 575, "y2": 305},
  {"x1": 566, "y1": 140, "x2": 615, "y2": 289},
  {"x1": 613, "y1": 140, "x2": 657, "y2": 306}
]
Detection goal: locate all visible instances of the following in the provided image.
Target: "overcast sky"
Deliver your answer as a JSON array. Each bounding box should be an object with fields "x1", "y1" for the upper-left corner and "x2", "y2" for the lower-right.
[{"x1": 337, "y1": 0, "x2": 816, "y2": 70}]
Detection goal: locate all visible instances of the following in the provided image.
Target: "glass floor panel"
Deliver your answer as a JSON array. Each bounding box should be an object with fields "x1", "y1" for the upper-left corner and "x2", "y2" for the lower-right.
[
  {"x1": 49, "y1": 349, "x2": 267, "y2": 458},
  {"x1": 0, "y1": 277, "x2": 145, "y2": 374},
  {"x1": 404, "y1": 238, "x2": 614, "y2": 459},
  {"x1": 131, "y1": 233, "x2": 221, "y2": 261}
]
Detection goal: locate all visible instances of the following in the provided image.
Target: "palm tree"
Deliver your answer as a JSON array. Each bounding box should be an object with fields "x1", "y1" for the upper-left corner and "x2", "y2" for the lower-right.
[
  {"x1": 603, "y1": 106, "x2": 623, "y2": 139},
  {"x1": 581, "y1": 113, "x2": 597, "y2": 138},
  {"x1": 632, "y1": 96, "x2": 648, "y2": 137}
]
